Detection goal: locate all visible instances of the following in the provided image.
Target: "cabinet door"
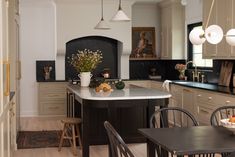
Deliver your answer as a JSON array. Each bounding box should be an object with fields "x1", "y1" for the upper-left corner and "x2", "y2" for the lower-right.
[
  {"x1": 230, "y1": 0, "x2": 235, "y2": 57},
  {"x1": 160, "y1": 6, "x2": 171, "y2": 59},
  {"x1": 217, "y1": 0, "x2": 232, "y2": 58},
  {"x1": 203, "y1": 0, "x2": 217, "y2": 58}
]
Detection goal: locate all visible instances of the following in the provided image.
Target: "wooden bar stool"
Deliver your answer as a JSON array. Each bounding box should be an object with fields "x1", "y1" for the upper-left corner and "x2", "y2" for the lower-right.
[{"x1": 58, "y1": 118, "x2": 82, "y2": 156}]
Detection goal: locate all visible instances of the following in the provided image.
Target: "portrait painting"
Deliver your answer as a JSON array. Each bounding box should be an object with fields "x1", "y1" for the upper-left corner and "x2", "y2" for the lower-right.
[{"x1": 131, "y1": 27, "x2": 156, "y2": 58}]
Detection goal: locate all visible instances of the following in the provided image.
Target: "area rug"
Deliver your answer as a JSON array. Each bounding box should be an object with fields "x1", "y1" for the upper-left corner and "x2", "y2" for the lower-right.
[{"x1": 17, "y1": 130, "x2": 70, "y2": 149}]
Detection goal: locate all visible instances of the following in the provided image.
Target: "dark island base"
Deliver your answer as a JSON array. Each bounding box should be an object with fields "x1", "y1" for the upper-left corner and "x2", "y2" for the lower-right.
[{"x1": 72, "y1": 98, "x2": 167, "y2": 145}]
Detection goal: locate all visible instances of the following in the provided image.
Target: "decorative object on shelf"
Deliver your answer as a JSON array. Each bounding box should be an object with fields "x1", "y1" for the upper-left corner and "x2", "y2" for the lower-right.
[
  {"x1": 189, "y1": 0, "x2": 235, "y2": 46},
  {"x1": 175, "y1": 64, "x2": 186, "y2": 80},
  {"x1": 43, "y1": 66, "x2": 52, "y2": 80},
  {"x1": 95, "y1": 0, "x2": 110, "y2": 30},
  {"x1": 130, "y1": 27, "x2": 156, "y2": 59},
  {"x1": 115, "y1": 80, "x2": 125, "y2": 90},
  {"x1": 36, "y1": 60, "x2": 55, "y2": 82},
  {"x1": 68, "y1": 49, "x2": 103, "y2": 87},
  {"x1": 102, "y1": 68, "x2": 111, "y2": 78},
  {"x1": 111, "y1": 0, "x2": 130, "y2": 22}
]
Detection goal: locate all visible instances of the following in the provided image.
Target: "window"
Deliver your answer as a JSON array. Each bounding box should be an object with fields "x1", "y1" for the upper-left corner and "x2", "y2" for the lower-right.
[{"x1": 188, "y1": 22, "x2": 213, "y2": 68}]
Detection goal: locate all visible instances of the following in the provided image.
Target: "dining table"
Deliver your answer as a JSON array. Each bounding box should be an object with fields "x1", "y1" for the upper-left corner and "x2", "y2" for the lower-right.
[{"x1": 139, "y1": 126, "x2": 235, "y2": 157}]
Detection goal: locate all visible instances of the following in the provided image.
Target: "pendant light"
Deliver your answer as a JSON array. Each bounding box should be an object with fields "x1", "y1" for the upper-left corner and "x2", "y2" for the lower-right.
[
  {"x1": 111, "y1": 0, "x2": 130, "y2": 22},
  {"x1": 95, "y1": 0, "x2": 110, "y2": 30},
  {"x1": 189, "y1": 0, "x2": 234, "y2": 45}
]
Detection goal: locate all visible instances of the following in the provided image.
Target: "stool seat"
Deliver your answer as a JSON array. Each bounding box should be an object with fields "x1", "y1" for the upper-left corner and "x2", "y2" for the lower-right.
[
  {"x1": 61, "y1": 118, "x2": 82, "y2": 124},
  {"x1": 58, "y1": 117, "x2": 82, "y2": 156}
]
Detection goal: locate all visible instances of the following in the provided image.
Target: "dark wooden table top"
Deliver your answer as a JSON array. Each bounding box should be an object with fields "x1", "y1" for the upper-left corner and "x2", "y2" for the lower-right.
[{"x1": 139, "y1": 126, "x2": 235, "y2": 155}]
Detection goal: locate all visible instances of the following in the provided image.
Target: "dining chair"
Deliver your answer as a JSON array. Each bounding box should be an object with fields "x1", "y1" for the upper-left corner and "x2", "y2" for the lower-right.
[
  {"x1": 210, "y1": 106, "x2": 235, "y2": 157},
  {"x1": 150, "y1": 107, "x2": 198, "y2": 128},
  {"x1": 104, "y1": 121, "x2": 135, "y2": 157},
  {"x1": 210, "y1": 105, "x2": 235, "y2": 126},
  {"x1": 150, "y1": 107, "x2": 216, "y2": 157}
]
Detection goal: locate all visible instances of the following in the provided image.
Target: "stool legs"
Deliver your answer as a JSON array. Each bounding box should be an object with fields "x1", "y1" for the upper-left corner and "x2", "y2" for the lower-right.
[
  {"x1": 58, "y1": 121, "x2": 82, "y2": 156},
  {"x1": 75, "y1": 124, "x2": 82, "y2": 149},
  {"x1": 58, "y1": 123, "x2": 67, "y2": 151},
  {"x1": 72, "y1": 125, "x2": 78, "y2": 155}
]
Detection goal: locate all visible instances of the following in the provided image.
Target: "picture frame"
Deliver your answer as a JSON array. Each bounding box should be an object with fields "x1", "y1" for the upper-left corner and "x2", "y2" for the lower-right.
[{"x1": 131, "y1": 27, "x2": 156, "y2": 58}]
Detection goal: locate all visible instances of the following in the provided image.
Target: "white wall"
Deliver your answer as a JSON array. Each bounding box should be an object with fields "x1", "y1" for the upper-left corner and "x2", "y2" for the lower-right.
[
  {"x1": 185, "y1": 0, "x2": 202, "y2": 24},
  {"x1": 132, "y1": 2, "x2": 161, "y2": 57},
  {"x1": 55, "y1": 0, "x2": 133, "y2": 80},
  {"x1": 184, "y1": 0, "x2": 202, "y2": 57},
  {"x1": 20, "y1": 0, "x2": 56, "y2": 116}
]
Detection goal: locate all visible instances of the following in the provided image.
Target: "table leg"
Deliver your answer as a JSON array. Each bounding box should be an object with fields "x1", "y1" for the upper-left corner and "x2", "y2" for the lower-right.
[{"x1": 147, "y1": 139, "x2": 155, "y2": 157}]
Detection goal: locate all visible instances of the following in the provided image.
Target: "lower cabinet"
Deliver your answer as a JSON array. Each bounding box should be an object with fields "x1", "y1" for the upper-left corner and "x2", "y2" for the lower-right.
[
  {"x1": 38, "y1": 82, "x2": 67, "y2": 116},
  {"x1": 170, "y1": 84, "x2": 235, "y2": 126}
]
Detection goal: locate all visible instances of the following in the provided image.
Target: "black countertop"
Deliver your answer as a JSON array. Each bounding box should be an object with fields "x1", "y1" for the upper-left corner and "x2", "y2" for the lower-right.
[{"x1": 172, "y1": 80, "x2": 235, "y2": 95}]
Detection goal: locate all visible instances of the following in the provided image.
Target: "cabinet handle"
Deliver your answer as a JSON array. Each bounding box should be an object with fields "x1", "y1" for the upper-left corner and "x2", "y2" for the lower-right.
[
  {"x1": 208, "y1": 97, "x2": 212, "y2": 100},
  {"x1": 4, "y1": 62, "x2": 10, "y2": 96},
  {"x1": 197, "y1": 94, "x2": 201, "y2": 97},
  {"x1": 48, "y1": 106, "x2": 59, "y2": 110},
  {"x1": 200, "y1": 109, "x2": 209, "y2": 114},
  {"x1": 226, "y1": 100, "x2": 231, "y2": 104}
]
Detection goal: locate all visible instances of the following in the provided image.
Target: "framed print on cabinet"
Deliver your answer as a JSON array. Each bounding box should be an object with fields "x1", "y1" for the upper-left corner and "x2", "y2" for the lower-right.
[{"x1": 130, "y1": 27, "x2": 156, "y2": 59}]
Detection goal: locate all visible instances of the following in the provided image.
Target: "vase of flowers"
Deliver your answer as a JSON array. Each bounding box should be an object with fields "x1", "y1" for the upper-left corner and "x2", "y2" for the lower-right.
[
  {"x1": 68, "y1": 49, "x2": 102, "y2": 87},
  {"x1": 175, "y1": 63, "x2": 186, "y2": 80}
]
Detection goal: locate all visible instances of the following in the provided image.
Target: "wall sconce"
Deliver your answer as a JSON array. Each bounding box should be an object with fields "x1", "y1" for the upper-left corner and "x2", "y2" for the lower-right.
[{"x1": 189, "y1": 0, "x2": 235, "y2": 46}]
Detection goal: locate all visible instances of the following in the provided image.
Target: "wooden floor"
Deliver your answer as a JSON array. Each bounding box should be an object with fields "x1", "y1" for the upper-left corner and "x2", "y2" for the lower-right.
[{"x1": 13, "y1": 117, "x2": 147, "y2": 157}]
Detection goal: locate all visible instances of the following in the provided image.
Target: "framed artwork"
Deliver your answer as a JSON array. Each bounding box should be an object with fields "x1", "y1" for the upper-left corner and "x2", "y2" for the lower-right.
[
  {"x1": 131, "y1": 27, "x2": 156, "y2": 58},
  {"x1": 36, "y1": 60, "x2": 55, "y2": 82}
]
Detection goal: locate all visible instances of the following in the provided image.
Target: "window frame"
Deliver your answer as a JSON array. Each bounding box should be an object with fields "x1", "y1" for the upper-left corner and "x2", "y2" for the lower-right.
[{"x1": 187, "y1": 22, "x2": 213, "y2": 70}]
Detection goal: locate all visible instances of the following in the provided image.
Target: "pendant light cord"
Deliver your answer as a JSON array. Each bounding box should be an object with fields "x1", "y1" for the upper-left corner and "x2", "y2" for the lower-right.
[
  {"x1": 101, "y1": 0, "x2": 104, "y2": 20},
  {"x1": 118, "y1": 0, "x2": 122, "y2": 10},
  {"x1": 205, "y1": 0, "x2": 215, "y2": 28}
]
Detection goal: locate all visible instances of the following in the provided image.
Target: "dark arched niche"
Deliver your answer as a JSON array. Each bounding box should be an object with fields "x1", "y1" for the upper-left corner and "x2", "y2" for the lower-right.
[{"x1": 65, "y1": 36, "x2": 118, "y2": 80}]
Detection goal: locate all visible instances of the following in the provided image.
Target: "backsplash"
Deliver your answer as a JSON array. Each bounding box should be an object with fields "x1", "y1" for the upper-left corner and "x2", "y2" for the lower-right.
[
  {"x1": 130, "y1": 59, "x2": 235, "y2": 87},
  {"x1": 129, "y1": 60, "x2": 185, "y2": 80}
]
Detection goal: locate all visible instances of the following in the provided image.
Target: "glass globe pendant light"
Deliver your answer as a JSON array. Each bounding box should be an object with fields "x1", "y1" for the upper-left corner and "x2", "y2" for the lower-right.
[
  {"x1": 189, "y1": 27, "x2": 206, "y2": 45},
  {"x1": 111, "y1": 0, "x2": 130, "y2": 22},
  {"x1": 205, "y1": 25, "x2": 223, "y2": 44},
  {"x1": 95, "y1": 0, "x2": 110, "y2": 30},
  {"x1": 226, "y1": 29, "x2": 235, "y2": 46}
]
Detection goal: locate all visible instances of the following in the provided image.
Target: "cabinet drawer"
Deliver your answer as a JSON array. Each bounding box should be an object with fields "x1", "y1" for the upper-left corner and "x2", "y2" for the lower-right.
[
  {"x1": 197, "y1": 105, "x2": 214, "y2": 125},
  {"x1": 196, "y1": 91, "x2": 215, "y2": 105},
  {"x1": 39, "y1": 92, "x2": 66, "y2": 99},
  {"x1": 215, "y1": 94, "x2": 235, "y2": 106},
  {"x1": 39, "y1": 102, "x2": 65, "y2": 115}
]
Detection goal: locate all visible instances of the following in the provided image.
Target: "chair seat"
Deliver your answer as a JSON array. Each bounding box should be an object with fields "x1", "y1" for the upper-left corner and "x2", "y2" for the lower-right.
[{"x1": 61, "y1": 118, "x2": 82, "y2": 124}]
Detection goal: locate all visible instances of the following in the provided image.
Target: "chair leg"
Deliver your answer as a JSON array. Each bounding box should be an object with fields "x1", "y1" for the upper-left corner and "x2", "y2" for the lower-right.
[
  {"x1": 75, "y1": 124, "x2": 82, "y2": 149},
  {"x1": 58, "y1": 123, "x2": 67, "y2": 151},
  {"x1": 72, "y1": 125, "x2": 78, "y2": 156}
]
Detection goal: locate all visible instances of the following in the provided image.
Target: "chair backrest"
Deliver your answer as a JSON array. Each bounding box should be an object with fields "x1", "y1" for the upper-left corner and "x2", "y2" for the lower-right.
[
  {"x1": 150, "y1": 107, "x2": 198, "y2": 128},
  {"x1": 210, "y1": 106, "x2": 235, "y2": 126},
  {"x1": 104, "y1": 121, "x2": 135, "y2": 157}
]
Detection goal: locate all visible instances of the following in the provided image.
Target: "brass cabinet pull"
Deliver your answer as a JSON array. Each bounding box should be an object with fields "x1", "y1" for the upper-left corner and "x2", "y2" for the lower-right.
[{"x1": 4, "y1": 62, "x2": 10, "y2": 96}]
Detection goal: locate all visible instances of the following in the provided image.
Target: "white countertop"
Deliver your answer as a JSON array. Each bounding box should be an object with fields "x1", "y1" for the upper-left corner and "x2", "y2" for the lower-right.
[{"x1": 67, "y1": 84, "x2": 171, "y2": 100}]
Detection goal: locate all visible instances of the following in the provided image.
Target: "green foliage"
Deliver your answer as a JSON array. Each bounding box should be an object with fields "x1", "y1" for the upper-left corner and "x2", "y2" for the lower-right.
[{"x1": 68, "y1": 49, "x2": 103, "y2": 72}]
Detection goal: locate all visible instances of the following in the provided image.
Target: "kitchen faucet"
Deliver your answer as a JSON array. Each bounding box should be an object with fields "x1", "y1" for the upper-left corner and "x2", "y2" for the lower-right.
[{"x1": 186, "y1": 61, "x2": 200, "y2": 82}]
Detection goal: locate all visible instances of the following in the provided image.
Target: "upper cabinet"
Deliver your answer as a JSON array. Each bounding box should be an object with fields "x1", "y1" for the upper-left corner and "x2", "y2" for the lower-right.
[
  {"x1": 159, "y1": 0, "x2": 185, "y2": 60},
  {"x1": 203, "y1": 0, "x2": 235, "y2": 59}
]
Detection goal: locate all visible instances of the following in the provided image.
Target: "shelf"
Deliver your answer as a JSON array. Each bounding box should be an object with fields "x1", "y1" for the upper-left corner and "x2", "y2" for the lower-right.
[{"x1": 129, "y1": 57, "x2": 160, "y2": 61}]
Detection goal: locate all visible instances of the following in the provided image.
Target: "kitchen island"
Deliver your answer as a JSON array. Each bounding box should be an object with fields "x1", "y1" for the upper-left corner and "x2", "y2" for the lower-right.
[{"x1": 66, "y1": 84, "x2": 171, "y2": 157}]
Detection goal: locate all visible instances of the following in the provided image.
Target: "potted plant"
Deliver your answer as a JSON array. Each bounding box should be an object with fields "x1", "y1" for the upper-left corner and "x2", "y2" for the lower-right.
[{"x1": 68, "y1": 49, "x2": 103, "y2": 87}]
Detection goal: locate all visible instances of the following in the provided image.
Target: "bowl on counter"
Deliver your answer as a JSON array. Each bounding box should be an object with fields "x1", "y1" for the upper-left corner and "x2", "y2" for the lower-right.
[{"x1": 220, "y1": 118, "x2": 235, "y2": 134}]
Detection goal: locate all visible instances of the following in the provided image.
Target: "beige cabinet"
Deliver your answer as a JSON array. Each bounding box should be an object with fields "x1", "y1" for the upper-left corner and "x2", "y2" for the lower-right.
[
  {"x1": 203, "y1": 0, "x2": 235, "y2": 59},
  {"x1": 159, "y1": 0, "x2": 185, "y2": 59},
  {"x1": 38, "y1": 82, "x2": 67, "y2": 116}
]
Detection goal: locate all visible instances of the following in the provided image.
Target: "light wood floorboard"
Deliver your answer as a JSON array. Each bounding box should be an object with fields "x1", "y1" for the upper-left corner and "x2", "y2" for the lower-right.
[{"x1": 14, "y1": 117, "x2": 147, "y2": 157}]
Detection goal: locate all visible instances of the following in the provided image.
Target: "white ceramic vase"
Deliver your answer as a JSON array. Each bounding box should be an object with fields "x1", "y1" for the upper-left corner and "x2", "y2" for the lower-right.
[{"x1": 78, "y1": 72, "x2": 93, "y2": 87}]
